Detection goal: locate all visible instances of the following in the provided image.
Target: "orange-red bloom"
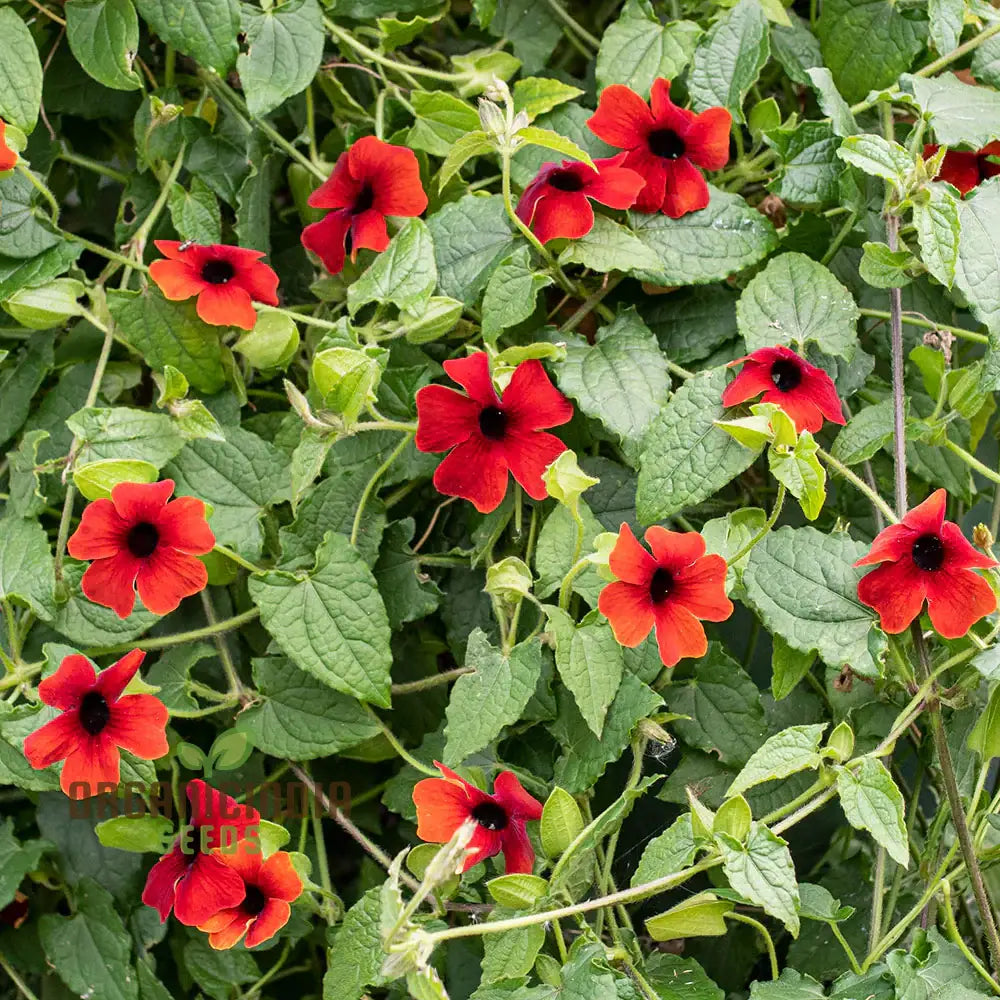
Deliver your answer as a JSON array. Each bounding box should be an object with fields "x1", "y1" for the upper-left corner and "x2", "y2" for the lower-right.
[
  {"x1": 67, "y1": 479, "x2": 215, "y2": 619},
  {"x1": 0, "y1": 120, "x2": 16, "y2": 172},
  {"x1": 413, "y1": 763, "x2": 543, "y2": 874},
  {"x1": 300, "y1": 136, "x2": 428, "y2": 275},
  {"x1": 722, "y1": 345, "x2": 846, "y2": 434},
  {"x1": 142, "y1": 780, "x2": 261, "y2": 926},
  {"x1": 23, "y1": 650, "x2": 167, "y2": 798},
  {"x1": 923, "y1": 142, "x2": 1000, "y2": 195},
  {"x1": 855, "y1": 489, "x2": 998, "y2": 639},
  {"x1": 515, "y1": 153, "x2": 644, "y2": 243},
  {"x1": 599, "y1": 523, "x2": 733, "y2": 667},
  {"x1": 587, "y1": 78, "x2": 731, "y2": 218},
  {"x1": 149, "y1": 241, "x2": 279, "y2": 330},
  {"x1": 198, "y1": 845, "x2": 302, "y2": 950},
  {"x1": 415, "y1": 352, "x2": 573, "y2": 513}
]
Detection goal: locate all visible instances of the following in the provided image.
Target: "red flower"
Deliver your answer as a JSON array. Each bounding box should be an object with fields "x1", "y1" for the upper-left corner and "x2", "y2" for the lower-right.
[
  {"x1": 198, "y1": 845, "x2": 302, "y2": 950},
  {"x1": 300, "y1": 136, "x2": 428, "y2": 276},
  {"x1": 413, "y1": 763, "x2": 543, "y2": 874},
  {"x1": 0, "y1": 120, "x2": 16, "y2": 172},
  {"x1": 142, "y1": 780, "x2": 261, "y2": 926},
  {"x1": 924, "y1": 142, "x2": 1000, "y2": 196},
  {"x1": 23, "y1": 649, "x2": 167, "y2": 799},
  {"x1": 67, "y1": 479, "x2": 215, "y2": 619},
  {"x1": 721, "y1": 345, "x2": 846, "y2": 434},
  {"x1": 855, "y1": 489, "x2": 997, "y2": 639},
  {"x1": 587, "y1": 78, "x2": 731, "y2": 218},
  {"x1": 598, "y1": 523, "x2": 733, "y2": 667},
  {"x1": 149, "y1": 241, "x2": 279, "y2": 330},
  {"x1": 515, "y1": 153, "x2": 644, "y2": 243},
  {"x1": 415, "y1": 352, "x2": 573, "y2": 513}
]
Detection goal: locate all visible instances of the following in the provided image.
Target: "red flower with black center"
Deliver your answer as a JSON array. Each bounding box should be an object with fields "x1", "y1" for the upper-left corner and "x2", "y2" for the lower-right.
[
  {"x1": 149, "y1": 241, "x2": 280, "y2": 331},
  {"x1": 300, "y1": 135, "x2": 428, "y2": 276},
  {"x1": 67, "y1": 479, "x2": 215, "y2": 619},
  {"x1": 923, "y1": 142, "x2": 1000, "y2": 196},
  {"x1": 413, "y1": 763, "x2": 543, "y2": 874},
  {"x1": 198, "y1": 845, "x2": 302, "y2": 950},
  {"x1": 23, "y1": 649, "x2": 167, "y2": 799},
  {"x1": 142, "y1": 780, "x2": 261, "y2": 926},
  {"x1": 721, "y1": 345, "x2": 846, "y2": 434},
  {"x1": 415, "y1": 352, "x2": 573, "y2": 513},
  {"x1": 587, "y1": 78, "x2": 731, "y2": 218},
  {"x1": 598, "y1": 523, "x2": 733, "y2": 667},
  {"x1": 0, "y1": 120, "x2": 16, "y2": 172},
  {"x1": 515, "y1": 153, "x2": 645, "y2": 243},
  {"x1": 855, "y1": 489, "x2": 998, "y2": 638}
]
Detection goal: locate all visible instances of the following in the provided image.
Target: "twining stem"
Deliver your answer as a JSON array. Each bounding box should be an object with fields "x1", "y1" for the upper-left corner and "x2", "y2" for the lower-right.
[
  {"x1": 558, "y1": 556, "x2": 591, "y2": 611},
  {"x1": 885, "y1": 213, "x2": 908, "y2": 517},
  {"x1": 542, "y1": 0, "x2": 601, "y2": 50},
  {"x1": 858, "y1": 308, "x2": 989, "y2": 346},
  {"x1": 213, "y1": 544, "x2": 266, "y2": 574},
  {"x1": 726, "y1": 912, "x2": 779, "y2": 979},
  {"x1": 18, "y1": 162, "x2": 61, "y2": 224},
  {"x1": 868, "y1": 847, "x2": 887, "y2": 955},
  {"x1": 351, "y1": 433, "x2": 412, "y2": 546},
  {"x1": 729, "y1": 484, "x2": 786, "y2": 564},
  {"x1": 941, "y1": 880, "x2": 1000, "y2": 995},
  {"x1": 946, "y1": 439, "x2": 1000, "y2": 486},
  {"x1": 0, "y1": 952, "x2": 41, "y2": 1000},
  {"x1": 200, "y1": 591, "x2": 247, "y2": 702},
  {"x1": 85, "y1": 608, "x2": 261, "y2": 657},
  {"x1": 832, "y1": 922, "x2": 864, "y2": 976},
  {"x1": 816, "y1": 448, "x2": 898, "y2": 524},
  {"x1": 369, "y1": 710, "x2": 439, "y2": 776},
  {"x1": 390, "y1": 667, "x2": 472, "y2": 695},
  {"x1": 58, "y1": 149, "x2": 129, "y2": 183}
]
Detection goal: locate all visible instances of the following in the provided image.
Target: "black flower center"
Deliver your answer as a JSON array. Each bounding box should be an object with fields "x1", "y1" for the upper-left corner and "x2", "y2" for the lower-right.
[
  {"x1": 353, "y1": 185, "x2": 375, "y2": 214},
  {"x1": 242, "y1": 885, "x2": 268, "y2": 916},
  {"x1": 911, "y1": 533, "x2": 945, "y2": 572},
  {"x1": 548, "y1": 169, "x2": 585, "y2": 192},
  {"x1": 201, "y1": 259, "x2": 235, "y2": 285},
  {"x1": 770, "y1": 359, "x2": 802, "y2": 393},
  {"x1": 79, "y1": 691, "x2": 111, "y2": 736},
  {"x1": 478, "y1": 406, "x2": 507, "y2": 441},
  {"x1": 471, "y1": 801, "x2": 509, "y2": 832},
  {"x1": 126, "y1": 522, "x2": 160, "y2": 558},
  {"x1": 649, "y1": 567, "x2": 673, "y2": 604},
  {"x1": 648, "y1": 128, "x2": 686, "y2": 160}
]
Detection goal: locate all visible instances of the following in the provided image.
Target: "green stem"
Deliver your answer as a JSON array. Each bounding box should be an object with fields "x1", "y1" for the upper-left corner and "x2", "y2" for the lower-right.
[
  {"x1": 917, "y1": 19, "x2": 1000, "y2": 78},
  {"x1": 390, "y1": 667, "x2": 472, "y2": 695},
  {"x1": 859, "y1": 308, "x2": 988, "y2": 345},
  {"x1": 759, "y1": 778, "x2": 826, "y2": 827},
  {"x1": 817, "y1": 448, "x2": 899, "y2": 523},
  {"x1": 66, "y1": 233, "x2": 144, "y2": 271},
  {"x1": 665, "y1": 359, "x2": 694, "y2": 379},
  {"x1": 868, "y1": 848, "x2": 886, "y2": 956},
  {"x1": 85, "y1": 608, "x2": 261, "y2": 656},
  {"x1": 821, "y1": 211, "x2": 857, "y2": 266},
  {"x1": 941, "y1": 879, "x2": 1000, "y2": 994},
  {"x1": 832, "y1": 922, "x2": 864, "y2": 976},
  {"x1": 213, "y1": 544, "x2": 265, "y2": 574},
  {"x1": 58, "y1": 149, "x2": 129, "y2": 183},
  {"x1": 255, "y1": 303, "x2": 345, "y2": 331},
  {"x1": 542, "y1": 0, "x2": 600, "y2": 49},
  {"x1": 558, "y1": 557, "x2": 591, "y2": 611},
  {"x1": 558, "y1": 274, "x2": 623, "y2": 334},
  {"x1": 0, "y1": 953, "x2": 40, "y2": 1000},
  {"x1": 726, "y1": 912, "x2": 778, "y2": 979},
  {"x1": 729, "y1": 484, "x2": 786, "y2": 564},
  {"x1": 304, "y1": 765, "x2": 336, "y2": 924},
  {"x1": 946, "y1": 439, "x2": 1000, "y2": 486},
  {"x1": 17, "y1": 162, "x2": 60, "y2": 224},
  {"x1": 600, "y1": 739, "x2": 646, "y2": 896},
  {"x1": 370, "y1": 710, "x2": 439, "y2": 776},
  {"x1": 130, "y1": 146, "x2": 186, "y2": 261},
  {"x1": 351, "y1": 433, "x2": 412, "y2": 546},
  {"x1": 200, "y1": 591, "x2": 246, "y2": 702}
]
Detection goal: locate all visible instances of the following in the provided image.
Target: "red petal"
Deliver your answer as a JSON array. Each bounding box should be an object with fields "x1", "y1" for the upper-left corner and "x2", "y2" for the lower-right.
[
  {"x1": 0, "y1": 120, "x2": 17, "y2": 172},
  {"x1": 196, "y1": 284, "x2": 257, "y2": 330},
  {"x1": 503, "y1": 428, "x2": 567, "y2": 500},
  {"x1": 854, "y1": 521, "x2": 917, "y2": 567},
  {"x1": 106, "y1": 694, "x2": 169, "y2": 759},
  {"x1": 442, "y1": 352, "x2": 499, "y2": 407},
  {"x1": 301, "y1": 210, "x2": 352, "y2": 275},
  {"x1": 94, "y1": 648, "x2": 146, "y2": 701},
  {"x1": 350, "y1": 208, "x2": 391, "y2": 254},
  {"x1": 60, "y1": 737, "x2": 121, "y2": 798},
  {"x1": 625, "y1": 149, "x2": 668, "y2": 213},
  {"x1": 924, "y1": 567, "x2": 998, "y2": 639},
  {"x1": 940, "y1": 520, "x2": 998, "y2": 570},
  {"x1": 499, "y1": 821, "x2": 535, "y2": 875},
  {"x1": 189, "y1": 779, "x2": 261, "y2": 835},
  {"x1": 414, "y1": 384, "x2": 480, "y2": 453},
  {"x1": 142, "y1": 844, "x2": 191, "y2": 920},
  {"x1": 585, "y1": 156, "x2": 645, "y2": 209},
  {"x1": 308, "y1": 155, "x2": 361, "y2": 210},
  {"x1": 527, "y1": 190, "x2": 594, "y2": 243},
  {"x1": 23, "y1": 712, "x2": 83, "y2": 769},
  {"x1": 760, "y1": 388, "x2": 825, "y2": 433},
  {"x1": 856, "y1": 559, "x2": 927, "y2": 634},
  {"x1": 902, "y1": 488, "x2": 947, "y2": 536},
  {"x1": 721, "y1": 357, "x2": 776, "y2": 407},
  {"x1": 135, "y1": 548, "x2": 209, "y2": 615},
  {"x1": 598, "y1": 580, "x2": 655, "y2": 647},
  {"x1": 783, "y1": 367, "x2": 846, "y2": 428},
  {"x1": 80, "y1": 554, "x2": 141, "y2": 619},
  {"x1": 607, "y1": 523, "x2": 657, "y2": 585},
  {"x1": 684, "y1": 107, "x2": 732, "y2": 171},
  {"x1": 149, "y1": 258, "x2": 203, "y2": 301},
  {"x1": 173, "y1": 854, "x2": 247, "y2": 926},
  {"x1": 413, "y1": 777, "x2": 474, "y2": 842},
  {"x1": 492, "y1": 771, "x2": 543, "y2": 820},
  {"x1": 244, "y1": 899, "x2": 291, "y2": 948},
  {"x1": 157, "y1": 496, "x2": 215, "y2": 554},
  {"x1": 432, "y1": 434, "x2": 510, "y2": 512},
  {"x1": 650, "y1": 78, "x2": 696, "y2": 133},
  {"x1": 501, "y1": 360, "x2": 574, "y2": 430},
  {"x1": 587, "y1": 84, "x2": 654, "y2": 149},
  {"x1": 231, "y1": 260, "x2": 280, "y2": 306},
  {"x1": 934, "y1": 149, "x2": 981, "y2": 194},
  {"x1": 515, "y1": 174, "x2": 548, "y2": 230},
  {"x1": 652, "y1": 601, "x2": 709, "y2": 667},
  {"x1": 37, "y1": 654, "x2": 97, "y2": 710},
  {"x1": 347, "y1": 136, "x2": 428, "y2": 217},
  {"x1": 661, "y1": 157, "x2": 710, "y2": 218},
  {"x1": 111, "y1": 479, "x2": 174, "y2": 523},
  {"x1": 464, "y1": 827, "x2": 503, "y2": 870},
  {"x1": 644, "y1": 526, "x2": 706, "y2": 571},
  {"x1": 67, "y1": 498, "x2": 128, "y2": 560},
  {"x1": 256, "y1": 851, "x2": 303, "y2": 902},
  {"x1": 673, "y1": 555, "x2": 734, "y2": 621}
]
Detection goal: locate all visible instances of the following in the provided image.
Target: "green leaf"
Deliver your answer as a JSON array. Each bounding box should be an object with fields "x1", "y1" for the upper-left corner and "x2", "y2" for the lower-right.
[
  {"x1": 487, "y1": 873, "x2": 549, "y2": 908},
  {"x1": 645, "y1": 954, "x2": 725, "y2": 1000},
  {"x1": 544, "y1": 607, "x2": 624, "y2": 737},
  {"x1": 771, "y1": 634, "x2": 816, "y2": 701},
  {"x1": 595, "y1": 13, "x2": 702, "y2": 96},
  {"x1": 750, "y1": 970, "x2": 826, "y2": 999},
  {"x1": 438, "y1": 130, "x2": 497, "y2": 188},
  {"x1": 143, "y1": 642, "x2": 215, "y2": 712},
  {"x1": 913, "y1": 185, "x2": 961, "y2": 288},
  {"x1": 348, "y1": 218, "x2": 437, "y2": 316},
  {"x1": 237, "y1": 656, "x2": 381, "y2": 759},
  {"x1": 107, "y1": 289, "x2": 227, "y2": 394},
  {"x1": 719, "y1": 822, "x2": 800, "y2": 934},
  {"x1": 248, "y1": 532, "x2": 393, "y2": 706},
  {"x1": 836, "y1": 758, "x2": 909, "y2": 866},
  {"x1": 3, "y1": 277, "x2": 86, "y2": 329},
  {"x1": 903, "y1": 73, "x2": 1000, "y2": 149},
  {"x1": 558, "y1": 214, "x2": 663, "y2": 274},
  {"x1": 641, "y1": 285, "x2": 739, "y2": 366},
  {"x1": 516, "y1": 126, "x2": 595, "y2": 169},
  {"x1": 0, "y1": 173, "x2": 61, "y2": 259},
  {"x1": 831, "y1": 397, "x2": 895, "y2": 465},
  {"x1": 0, "y1": 517, "x2": 54, "y2": 617},
  {"x1": 728, "y1": 724, "x2": 827, "y2": 796},
  {"x1": 164, "y1": 427, "x2": 290, "y2": 560},
  {"x1": 742, "y1": 526, "x2": 885, "y2": 679},
  {"x1": 373, "y1": 519, "x2": 441, "y2": 630},
  {"x1": 688, "y1": 0, "x2": 770, "y2": 122},
  {"x1": 769, "y1": 430, "x2": 827, "y2": 521},
  {"x1": 65, "y1": 0, "x2": 143, "y2": 92},
  {"x1": 860, "y1": 241, "x2": 913, "y2": 288},
  {"x1": 237, "y1": 0, "x2": 323, "y2": 117},
  {"x1": 66, "y1": 407, "x2": 186, "y2": 469},
  {"x1": 73, "y1": 458, "x2": 158, "y2": 500},
  {"x1": 0, "y1": 331, "x2": 54, "y2": 449},
  {"x1": 636, "y1": 367, "x2": 762, "y2": 523},
  {"x1": 556, "y1": 309, "x2": 670, "y2": 460},
  {"x1": 817, "y1": 0, "x2": 927, "y2": 103},
  {"x1": 427, "y1": 194, "x2": 515, "y2": 304},
  {"x1": 837, "y1": 134, "x2": 914, "y2": 184},
  {"x1": 481, "y1": 921, "x2": 546, "y2": 985},
  {"x1": 534, "y1": 500, "x2": 605, "y2": 607},
  {"x1": 632, "y1": 814, "x2": 700, "y2": 885},
  {"x1": 766, "y1": 121, "x2": 843, "y2": 207},
  {"x1": 512, "y1": 76, "x2": 582, "y2": 119},
  {"x1": 95, "y1": 816, "x2": 173, "y2": 854},
  {"x1": 39, "y1": 879, "x2": 138, "y2": 1000},
  {"x1": 798, "y1": 882, "x2": 855, "y2": 923},
  {"x1": 646, "y1": 892, "x2": 734, "y2": 941},
  {"x1": 406, "y1": 91, "x2": 480, "y2": 158},
  {"x1": 480, "y1": 245, "x2": 553, "y2": 345},
  {"x1": 929, "y1": 0, "x2": 964, "y2": 56},
  {"x1": 540, "y1": 786, "x2": 585, "y2": 858},
  {"x1": 806, "y1": 67, "x2": 858, "y2": 137},
  {"x1": 632, "y1": 187, "x2": 778, "y2": 286},
  {"x1": 0, "y1": 820, "x2": 47, "y2": 909},
  {"x1": 663, "y1": 643, "x2": 766, "y2": 765},
  {"x1": 0, "y1": 8, "x2": 43, "y2": 132},
  {"x1": 954, "y1": 179, "x2": 1000, "y2": 337},
  {"x1": 443, "y1": 632, "x2": 543, "y2": 764},
  {"x1": 771, "y1": 14, "x2": 823, "y2": 87},
  {"x1": 167, "y1": 176, "x2": 221, "y2": 244},
  {"x1": 0, "y1": 242, "x2": 82, "y2": 300},
  {"x1": 737, "y1": 252, "x2": 860, "y2": 359},
  {"x1": 134, "y1": 0, "x2": 241, "y2": 73}
]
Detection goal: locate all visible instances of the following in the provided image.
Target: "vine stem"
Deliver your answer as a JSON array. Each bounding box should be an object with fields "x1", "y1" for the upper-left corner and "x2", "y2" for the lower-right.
[
  {"x1": 0, "y1": 952, "x2": 40, "y2": 1000},
  {"x1": 84, "y1": 608, "x2": 261, "y2": 657},
  {"x1": 886, "y1": 213, "x2": 908, "y2": 517},
  {"x1": 816, "y1": 448, "x2": 899, "y2": 523},
  {"x1": 542, "y1": 0, "x2": 601, "y2": 49},
  {"x1": 369, "y1": 710, "x2": 439, "y2": 776},
  {"x1": 946, "y1": 439, "x2": 1000, "y2": 486},
  {"x1": 858, "y1": 308, "x2": 988, "y2": 345},
  {"x1": 726, "y1": 912, "x2": 779, "y2": 979},
  {"x1": 213, "y1": 544, "x2": 265, "y2": 574},
  {"x1": 351, "y1": 433, "x2": 412, "y2": 546},
  {"x1": 941, "y1": 880, "x2": 1000, "y2": 995},
  {"x1": 729, "y1": 484, "x2": 786, "y2": 564},
  {"x1": 200, "y1": 591, "x2": 247, "y2": 702}
]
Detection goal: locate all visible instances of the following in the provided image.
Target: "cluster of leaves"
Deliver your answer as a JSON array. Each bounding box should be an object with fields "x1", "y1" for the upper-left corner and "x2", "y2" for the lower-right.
[{"x1": 7, "y1": 0, "x2": 1000, "y2": 999}]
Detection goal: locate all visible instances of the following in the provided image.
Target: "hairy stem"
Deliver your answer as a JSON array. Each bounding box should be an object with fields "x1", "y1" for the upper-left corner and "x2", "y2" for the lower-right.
[{"x1": 85, "y1": 608, "x2": 261, "y2": 656}]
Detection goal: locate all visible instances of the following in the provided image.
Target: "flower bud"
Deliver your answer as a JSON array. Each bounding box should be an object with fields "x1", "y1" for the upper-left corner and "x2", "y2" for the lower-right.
[
  {"x1": 477, "y1": 98, "x2": 507, "y2": 138},
  {"x1": 485, "y1": 556, "x2": 533, "y2": 604},
  {"x1": 974, "y1": 523, "x2": 994, "y2": 552},
  {"x1": 543, "y1": 450, "x2": 599, "y2": 514},
  {"x1": 482, "y1": 76, "x2": 511, "y2": 105}
]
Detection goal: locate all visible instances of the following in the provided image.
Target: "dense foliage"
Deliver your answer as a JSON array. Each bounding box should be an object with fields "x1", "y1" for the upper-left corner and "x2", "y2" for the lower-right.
[{"x1": 6, "y1": 0, "x2": 1000, "y2": 998}]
